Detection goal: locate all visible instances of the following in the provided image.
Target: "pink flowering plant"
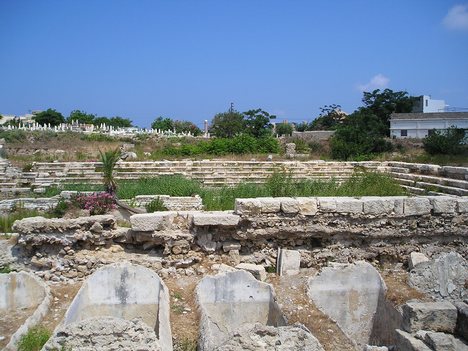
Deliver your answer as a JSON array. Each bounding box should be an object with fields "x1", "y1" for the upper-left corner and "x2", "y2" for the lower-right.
[{"x1": 73, "y1": 192, "x2": 115, "y2": 215}]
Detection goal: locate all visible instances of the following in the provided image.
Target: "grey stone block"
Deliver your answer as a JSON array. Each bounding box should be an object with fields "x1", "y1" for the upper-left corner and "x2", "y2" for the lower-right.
[
  {"x1": 404, "y1": 198, "x2": 432, "y2": 216},
  {"x1": 395, "y1": 329, "x2": 432, "y2": 351},
  {"x1": 455, "y1": 302, "x2": 468, "y2": 341},
  {"x1": 402, "y1": 301, "x2": 458, "y2": 333}
]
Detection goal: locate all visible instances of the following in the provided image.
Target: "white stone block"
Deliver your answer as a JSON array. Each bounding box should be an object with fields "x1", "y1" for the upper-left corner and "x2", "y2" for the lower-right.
[
  {"x1": 130, "y1": 212, "x2": 177, "y2": 231},
  {"x1": 280, "y1": 198, "x2": 300, "y2": 214},
  {"x1": 362, "y1": 197, "x2": 395, "y2": 215},
  {"x1": 427, "y1": 196, "x2": 457, "y2": 214},
  {"x1": 192, "y1": 211, "x2": 240, "y2": 226},
  {"x1": 335, "y1": 198, "x2": 363, "y2": 214},
  {"x1": 408, "y1": 252, "x2": 429, "y2": 270},
  {"x1": 257, "y1": 198, "x2": 281, "y2": 213},
  {"x1": 317, "y1": 197, "x2": 337, "y2": 212},
  {"x1": 457, "y1": 197, "x2": 468, "y2": 213},
  {"x1": 404, "y1": 198, "x2": 431, "y2": 216},
  {"x1": 295, "y1": 197, "x2": 318, "y2": 216},
  {"x1": 277, "y1": 249, "x2": 301, "y2": 276},
  {"x1": 235, "y1": 263, "x2": 267, "y2": 281},
  {"x1": 234, "y1": 198, "x2": 262, "y2": 216}
]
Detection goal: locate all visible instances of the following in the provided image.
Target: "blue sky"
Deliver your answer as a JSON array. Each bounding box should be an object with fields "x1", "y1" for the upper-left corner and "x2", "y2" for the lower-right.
[{"x1": 1, "y1": 1, "x2": 467, "y2": 128}]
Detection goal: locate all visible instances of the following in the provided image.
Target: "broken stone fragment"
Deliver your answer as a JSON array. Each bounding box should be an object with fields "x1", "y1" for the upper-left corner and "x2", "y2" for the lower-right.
[
  {"x1": 235, "y1": 263, "x2": 267, "y2": 281},
  {"x1": 402, "y1": 301, "x2": 458, "y2": 334},
  {"x1": 408, "y1": 252, "x2": 429, "y2": 270}
]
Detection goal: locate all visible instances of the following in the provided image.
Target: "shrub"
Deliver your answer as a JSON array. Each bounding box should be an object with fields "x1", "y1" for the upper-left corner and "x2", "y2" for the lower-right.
[
  {"x1": 145, "y1": 197, "x2": 167, "y2": 212},
  {"x1": 17, "y1": 325, "x2": 51, "y2": 351},
  {"x1": 51, "y1": 199, "x2": 69, "y2": 218},
  {"x1": 73, "y1": 193, "x2": 115, "y2": 215},
  {"x1": 423, "y1": 127, "x2": 467, "y2": 155},
  {"x1": 275, "y1": 122, "x2": 293, "y2": 136}
]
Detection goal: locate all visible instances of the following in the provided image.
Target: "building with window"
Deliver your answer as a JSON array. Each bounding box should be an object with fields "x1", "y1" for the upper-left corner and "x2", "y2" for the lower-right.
[
  {"x1": 412, "y1": 95, "x2": 447, "y2": 113},
  {"x1": 390, "y1": 112, "x2": 468, "y2": 139}
]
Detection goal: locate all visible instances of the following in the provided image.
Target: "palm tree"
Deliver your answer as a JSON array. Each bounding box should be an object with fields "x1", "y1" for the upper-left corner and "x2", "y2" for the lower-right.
[{"x1": 99, "y1": 148, "x2": 121, "y2": 196}]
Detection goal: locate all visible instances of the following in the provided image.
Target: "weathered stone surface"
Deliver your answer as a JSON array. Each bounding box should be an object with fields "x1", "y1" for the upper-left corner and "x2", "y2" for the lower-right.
[
  {"x1": 395, "y1": 329, "x2": 432, "y2": 351},
  {"x1": 193, "y1": 211, "x2": 240, "y2": 226},
  {"x1": 44, "y1": 317, "x2": 161, "y2": 351},
  {"x1": 364, "y1": 346, "x2": 388, "y2": 351},
  {"x1": 215, "y1": 323, "x2": 325, "y2": 351},
  {"x1": 455, "y1": 302, "x2": 468, "y2": 341},
  {"x1": 404, "y1": 198, "x2": 432, "y2": 216},
  {"x1": 409, "y1": 252, "x2": 429, "y2": 270},
  {"x1": 277, "y1": 248, "x2": 301, "y2": 276},
  {"x1": 12, "y1": 215, "x2": 116, "y2": 234},
  {"x1": 428, "y1": 196, "x2": 458, "y2": 214},
  {"x1": 296, "y1": 197, "x2": 318, "y2": 215},
  {"x1": 257, "y1": 198, "x2": 281, "y2": 213},
  {"x1": 423, "y1": 332, "x2": 464, "y2": 351},
  {"x1": 317, "y1": 197, "x2": 336, "y2": 212},
  {"x1": 196, "y1": 270, "x2": 286, "y2": 351},
  {"x1": 281, "y1": 198, "x2": 300, "y2": 214},
  {"x1": 409, "y1": 252, "x2": 468, "y2": 301},
  {"x1": 130, "y1": 212, "x2": 177, "y2": 231},
  {"x1": 235, "y1": 263, "x2": 267, "y2": 281},
  {"x1": 234, "y1": 198, "x2": 263, "y2": 216},
  {"x1": 362, "y1": 197, "x2": 395, "y2": 215},
  {"x1": 335, "y1": 197, "x2": 363, "y2": 214},
  {"x1": 57, "y1": 262, "x2": 172, "y2": 350},
  {"x1": 307, "y1": 261, "x2": 386, "y2": 349},
  {"x1": 222, "y1": 241, "x2": 241, "y2": 252},
  {"x1": 402, "y1": 301, "x2": 458, "y2": 333},
  {"x1": 458, "y1": 198, "x2": 468, "y2": 213}
]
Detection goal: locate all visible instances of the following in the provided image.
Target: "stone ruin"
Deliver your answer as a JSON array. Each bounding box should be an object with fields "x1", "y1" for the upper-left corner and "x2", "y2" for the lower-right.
[{"x1": 0, "y1": 191, "x2": 467, "y2": 350}]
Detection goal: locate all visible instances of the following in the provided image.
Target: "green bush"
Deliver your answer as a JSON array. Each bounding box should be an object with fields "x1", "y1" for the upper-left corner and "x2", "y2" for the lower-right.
[
  {"x1": 145, "y1": 197, "x2": 168, "y2": 212},
  {"x1": 17, "y1": 325, "x2": 51, "y2": 351},
  {"x1": 423, "y1": 127, "x2": 467, "y2": 155}
]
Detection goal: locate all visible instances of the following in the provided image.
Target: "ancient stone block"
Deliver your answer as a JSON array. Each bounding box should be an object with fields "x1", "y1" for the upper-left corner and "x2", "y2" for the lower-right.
[
  {"x1": 395, "y1": 329, "x2": 432, "y2": 351},
  {"x1": 402, "y1": 301, "x2": 458, "y2": 333},
  {"x1": 235, "y1": 263, "x2": 267, "y2": 281},
  {"x1": 454, "y1": 302, "x2": 468, "y2": 341},
  {"x1": 317, "y1": 197, "x2": 337, "y2": 212},
  {"x1": 427, "y1": 196, "x2": 457, "y2": 214},
  {"x1": 234, "y1": 198, "x2": 263, "y2": 216},
  {"x1": 404, "y1": 198, "x2": 432, "y2": 216},
  {"x1": 457, "y1": 198, "x2": 468, "y2": 213},
  {"x1": 335, "y1": 197, "x2": 363, "y2": 214},
  {"x1": 277, "y1": 248, "x2": 301, "y2": 276},
  {"x1": 362, "y1": 197, "x2": 395, "y2": 215},
  {"x1": 257, "y1": 198, "x2": 281, "y2": 213},
  {"x1": 192, "y1": 212, "x2": 240, "y2": 226},
  {"x1": 295, "y1": 197, "x2": 318, "y2": 215},
  {"x1": 408, "y1": 252, "x2": 429, "y2": 270},
  {"x1": 130, "y1": 212, "x2": 177, "y2": 232},
  {"x1": 280, "y1": 198, "x2": 300, "y2": 214}
]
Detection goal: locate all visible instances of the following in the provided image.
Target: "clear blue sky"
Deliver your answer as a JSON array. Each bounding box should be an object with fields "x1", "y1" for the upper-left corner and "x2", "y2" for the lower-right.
[{"x1": 1, "y1": 1, "x2": 467, "y2": 128}]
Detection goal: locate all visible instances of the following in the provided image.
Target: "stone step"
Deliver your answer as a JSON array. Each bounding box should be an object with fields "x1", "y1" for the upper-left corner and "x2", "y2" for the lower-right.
[{"x1": 390, "y1": 172, "x2": 468, "y2": 190}]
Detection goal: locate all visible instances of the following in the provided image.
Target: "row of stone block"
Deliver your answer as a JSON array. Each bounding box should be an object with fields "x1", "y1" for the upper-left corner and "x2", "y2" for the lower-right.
[{"x1": 234, "y1": 196, "x2": 468, "y2": 216}]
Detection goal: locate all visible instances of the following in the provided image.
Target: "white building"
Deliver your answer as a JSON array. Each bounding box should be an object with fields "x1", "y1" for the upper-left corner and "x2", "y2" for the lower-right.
[
  {"x1": 390, "y1": 112, "x2": 468, "y2": 139},
  {"x1": 412, "y1": 95, "x2": 447, "y2": 113}
]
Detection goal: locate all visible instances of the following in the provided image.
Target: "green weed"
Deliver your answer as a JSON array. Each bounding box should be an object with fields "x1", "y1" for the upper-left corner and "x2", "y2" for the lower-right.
[{"x1": 17, "y1": 325, "x2": 51, "y2": 351}]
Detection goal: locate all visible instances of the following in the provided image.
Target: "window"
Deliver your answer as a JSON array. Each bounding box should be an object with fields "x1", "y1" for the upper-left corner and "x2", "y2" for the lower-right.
[
  {"x1": 425, "y1": 99, "x2": 428, "y2": 107},
  {"x1": 401, "y1": 130, "x2": 408, "y2": 137}
]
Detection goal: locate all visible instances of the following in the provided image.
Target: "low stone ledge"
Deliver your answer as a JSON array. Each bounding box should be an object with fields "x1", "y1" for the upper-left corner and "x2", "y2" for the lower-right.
[
  {"x1": 12, "y1": 215, "x2": 116, "y2": 234},
  {"x1": 403, "y1": 198, "x2": 432, "y2": 216},
  {"x1": 130, "y1": 212, "x2": 177, "y2": 232},
  {"x1": 192, "y1": 211, "x2": 240, "y2": 226}
]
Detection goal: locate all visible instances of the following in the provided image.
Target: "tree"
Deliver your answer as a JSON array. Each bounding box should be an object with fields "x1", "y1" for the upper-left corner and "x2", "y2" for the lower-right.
[
  {"x1": 423, "y1": 127, "x2": 467, "y2": 155},
  {"x1": 151, "y1": 116, "x2": 174, "y2": 131},
  {"x1": 243, "y1": 108, "x2": 276, "y2": 138},
  {"x1": 309, "y1": 104, "x2": 346, "y2": 130},
  {"x1": 210, "y1": 110, "x2": 245, "y2": 138},
  {"x1": 109, "y1": 116, "x2": 132, "y2": 128},
  {"x1": 93, "y1": 117, "x2": 111, "y2": 126},
  {"x1": 67, "y1": 110, "x2": 95, "y2": 124},
  {"x1": 361, "y1": 89, "x2": 416, "y2": 134},
  {"x1": 99, "y1": 148, "x2": 121, "y2": 196},
  {"x1": 275, "y1": 122, "x2": 293, "y2": 136},
  {"x1": 33, "y1": 108, "x2": 65, "y2": 126},
  {"x1": 173, "y1": 120, "x2": 202, "y2": 136},
  {"x1": 330, "y1": 110, "x2": 392, "y2": 160}
]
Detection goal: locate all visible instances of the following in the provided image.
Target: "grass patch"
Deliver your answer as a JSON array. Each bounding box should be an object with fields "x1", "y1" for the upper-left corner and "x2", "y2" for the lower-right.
[
  {"x1": 35, "y1": 171, "x2": 406, "y2": 211},
  {"x1": 17, "y1": 325, "x2": 51, "y2": 351},
  {"x1": 0, "y1": 208, "x2": 50, "y2": 233},
  {"x1": 0, "y1": 264, "x2": 12, "y2": 273}
]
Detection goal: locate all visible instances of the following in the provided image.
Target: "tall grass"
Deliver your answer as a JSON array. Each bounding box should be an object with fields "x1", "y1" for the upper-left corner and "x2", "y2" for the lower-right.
[
  {"x1": 17, "y1": 325, "x2": 51, "y2": 351},
  {"x1": 0, "y1": 209, "x2": 49, "y2": 233},
  {"x1": 37, "y1": 171, "x2": 406, "y2": 211}
]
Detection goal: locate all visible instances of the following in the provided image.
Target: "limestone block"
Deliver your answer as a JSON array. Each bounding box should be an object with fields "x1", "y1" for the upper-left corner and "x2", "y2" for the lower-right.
[
  {"x1": 423, "y1": 332, "x2": 460, "y2": 351},
  {"x1": 362, "y1": 197, "x2": 395, "y2": 215},
  {"x1": 408, "y1": 252, "x2": 429, "y2": 270},
  {"x1": 335, "y1": 197, "x2": 363, "y2": 214},
  {"x1": 295, "y1": 197, "x2": 318, "y2": 215},
  {"x1": 317, "y1": 197, "x2": 337, "y2": 212},
  {"x1": 454, "y1": 302, "x2": 468, "y2": 341},
  {"x1": 404, "y1": 198, "x2": 431, "y2": 216},
  {"x1": 235, "y1": 198, "x2": 263, "y2": 216},
  {"x1": 280, "y1": 198, "x2": 300, "y2": 214},
  {"x1": 457, "y1": 197, "x2": 468, "y2": 213},
  {"x1": 257, "y1": 198, "x2": 281, "y2": 213},
  {"x1": 222, "y1": 241, "x2": 241, "y2": 252},
  {"x1": 277, "y1": 248, "x2": 301, "y2": 276},
  {"x1": 402, "y1": 301, "x2": 458, "y2": 333},
  {"x1": 364, "y1": 346, "x2": 388, "y2": 351},
  {"x1": 427, "y1": 196, "x2": 457, "y2": 214},
  {"x1": 235, "y1": 263, "x2": 267, "y2": 281},
  {"x1": 192, "y1": 211, "x2": 240, "y2": 226},
  {"x1": 130, "y1": 212, "x2": 177, "y2": 232},
  {"x1": 395, "y1": 329, "x2": 432, "y2": 351}
]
